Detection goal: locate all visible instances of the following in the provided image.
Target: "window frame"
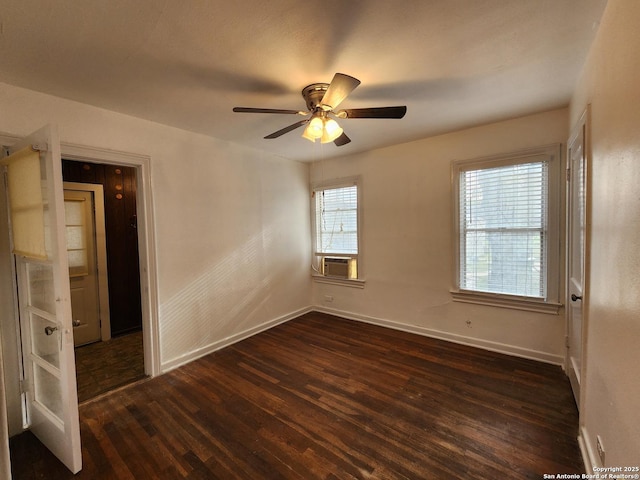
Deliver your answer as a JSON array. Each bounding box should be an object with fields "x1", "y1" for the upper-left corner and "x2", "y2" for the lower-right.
[
  {"x1": 451, "y1": 144, "x2": 562, "y2": 314},
  {"x1": 310, "y1": 176, "x2": 364, "y2": 287}
]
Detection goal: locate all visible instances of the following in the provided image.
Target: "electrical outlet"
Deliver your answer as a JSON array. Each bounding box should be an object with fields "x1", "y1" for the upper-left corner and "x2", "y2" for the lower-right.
[
  {"x1": 596, "y1": 435, "x2": 605, "y2": 465},
  {"x1": 324, "y1": 295, "x2": 334, "y2": 303}
]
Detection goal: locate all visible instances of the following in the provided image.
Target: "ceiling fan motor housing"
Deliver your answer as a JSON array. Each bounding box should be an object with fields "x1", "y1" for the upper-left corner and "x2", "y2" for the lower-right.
[{"x1": 302, "y1": 83, "x2": 330, "y2": 112}]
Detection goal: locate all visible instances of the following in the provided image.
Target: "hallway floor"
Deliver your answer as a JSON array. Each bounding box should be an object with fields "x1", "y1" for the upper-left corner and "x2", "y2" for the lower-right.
[{"x1": 74, "y1": 330, "x2": 145, "y2": 403}]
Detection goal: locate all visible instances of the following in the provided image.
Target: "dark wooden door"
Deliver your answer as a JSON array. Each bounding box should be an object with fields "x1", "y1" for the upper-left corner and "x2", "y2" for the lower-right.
[{"x1": 62, "y1": 160, "x2": 142, "y2": 336}]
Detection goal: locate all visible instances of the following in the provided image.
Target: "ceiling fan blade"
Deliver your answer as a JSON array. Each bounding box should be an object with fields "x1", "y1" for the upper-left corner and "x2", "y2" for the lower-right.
[
  {"x1": 264, "y1": 119, "x2": 309, "y2": 139},
  {"x1": 333, "y1": 132, "x2": 351, "y2": 146},
  {"x1": 233, "y1": 107, "x2": 307, "y2": 115},
  {"x1": 321, "y1": 73, "x2": 361, "y2": 110},
  {"x1": 337, "y1": 106, "x2": 407, "y2": 119}
]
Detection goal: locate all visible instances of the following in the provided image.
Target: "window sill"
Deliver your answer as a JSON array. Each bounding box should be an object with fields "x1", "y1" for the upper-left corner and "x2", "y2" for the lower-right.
[
  {"x1": 312, "y1": 274, "x2": 365, "y2": 289},
  {"x1": 450, "y1": 289, "x2": 562, "y2": 315}
]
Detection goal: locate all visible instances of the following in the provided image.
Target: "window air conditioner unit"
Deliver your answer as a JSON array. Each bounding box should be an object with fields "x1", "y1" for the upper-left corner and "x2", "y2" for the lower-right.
[{"x1": 322, "y1": 257, "x2": 349, "y2": 279}]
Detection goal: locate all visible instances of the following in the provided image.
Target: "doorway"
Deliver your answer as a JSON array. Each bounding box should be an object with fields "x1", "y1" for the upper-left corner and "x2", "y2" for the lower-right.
[{"x1": 62, "y1": 160, "x2": 146, "y2": 401}]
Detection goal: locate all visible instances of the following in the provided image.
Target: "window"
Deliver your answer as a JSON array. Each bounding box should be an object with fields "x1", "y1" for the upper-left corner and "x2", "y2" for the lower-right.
[
  {"x1": 452, "y1": 145, "x2": 561, "y2": 313},
  {"x1": 311, "y1": 178, "x2": 362, "y2": 283}
]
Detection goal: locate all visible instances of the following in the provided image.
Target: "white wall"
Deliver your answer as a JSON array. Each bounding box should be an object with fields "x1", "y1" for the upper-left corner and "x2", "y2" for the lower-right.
[
  {"x1": 311, "y1": 108, "x2": 568, "y2": 364},
  {"x1": 0, "y1": 82, "x2": 311, "y2": 432},
  {"x1": 569, "y1": 0, "x2": 640, "y2": 468},
  {"x1": 0, "y1": 334, "x2": 10, "y2": 479}
]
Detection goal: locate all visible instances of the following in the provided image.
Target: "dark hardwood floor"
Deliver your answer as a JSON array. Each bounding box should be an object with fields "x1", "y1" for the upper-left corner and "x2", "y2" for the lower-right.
[{"x1": 10, "y1": 312, "x2": 583, "y2": 479}]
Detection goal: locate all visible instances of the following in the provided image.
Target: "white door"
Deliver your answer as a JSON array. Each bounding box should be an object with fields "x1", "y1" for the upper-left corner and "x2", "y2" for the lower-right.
[
  {"x1": 64, "y1": 182, "x2": 111, "y2": 347},
  {"x1": 64, "y1": 189, "x2": 102, "y2": 346},
  {"x1": 3, "y1": 125, "x2": 82, "y2": 473},
  {"x1": 566, "y1": 112, "x2": 588, "y2": 409}
]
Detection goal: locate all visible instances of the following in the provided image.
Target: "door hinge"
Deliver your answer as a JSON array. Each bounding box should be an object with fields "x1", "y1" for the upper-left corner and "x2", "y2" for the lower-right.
[
  {"x1": 19, "y1": 379, "x2": 27, "y2": 394},
  {"x1": 565, "y1": 335, "x2": 570, "y2": 349},
  {"x1": 566, "y1": 166, "x2": 571, "y2": 182}
]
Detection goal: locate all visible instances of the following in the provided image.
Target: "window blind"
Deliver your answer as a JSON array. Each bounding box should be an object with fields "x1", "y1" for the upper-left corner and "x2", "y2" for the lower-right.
[
  {"x1": 315, "y1": 185, "x2": 358, "y2": 255},
  {"x1": 6, "y1": 146, "x2": 48, "y2": 260},
  {"x1": 459, "y1": 161, "x2": 548, "y2": 298}
]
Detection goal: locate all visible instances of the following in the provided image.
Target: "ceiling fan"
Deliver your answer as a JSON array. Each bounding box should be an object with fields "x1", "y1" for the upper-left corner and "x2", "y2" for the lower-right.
[{"x1": 233, "y1": 73, "x2": 407, "y2": 146}]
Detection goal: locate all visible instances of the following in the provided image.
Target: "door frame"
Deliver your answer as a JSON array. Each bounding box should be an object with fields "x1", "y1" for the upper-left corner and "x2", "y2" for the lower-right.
[
  {"x1": 565, "y1": 106, "x2": 590, "y2": 409},
  {"x1": 64, "y1": 182, "x2": 111, "y2": 344},
  {"x1": 60, "y1": 143, "x2": 160, "y2": 377}
]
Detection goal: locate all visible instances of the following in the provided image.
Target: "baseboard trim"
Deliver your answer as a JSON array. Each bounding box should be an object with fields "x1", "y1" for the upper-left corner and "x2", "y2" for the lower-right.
[
  {"x1": 579, "y1": 425, "x2": 599, "y2": 474},
  {"x1": 313, "y1": 306, "x2": 564, "y2": 365},
  {"x1": 161, "y1": 304, "x2": 564, "y2": 373},
  {"x1": 160, "y1": 306, "x2": 313, "y2": 372}
]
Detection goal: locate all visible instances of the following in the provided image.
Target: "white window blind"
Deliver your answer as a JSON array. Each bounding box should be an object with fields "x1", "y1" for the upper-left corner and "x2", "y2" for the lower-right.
[
  {"x1": 459, "y1": 161, "x2": 548, "y2": 298},
  {"x1": 6, "y1": 146, "x2": 48, "y2": 260},
  {"x1": 315, "y1": 184, "x2": 358, "y2": 255}
]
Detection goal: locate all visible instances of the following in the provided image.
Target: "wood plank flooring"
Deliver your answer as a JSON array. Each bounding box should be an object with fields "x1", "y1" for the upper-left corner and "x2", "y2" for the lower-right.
[{"x1": 10, "y1": 312, "x2": 583, "y2": 479}]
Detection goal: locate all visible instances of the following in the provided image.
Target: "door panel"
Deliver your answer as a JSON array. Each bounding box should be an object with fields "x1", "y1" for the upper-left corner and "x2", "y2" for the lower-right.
[
  {"x1": 566, "y1": 114, "x2": 587, "y2": 409},
  {"x1": 64, "y1": 189, "x2": 101, "y2": 346},
  {"x1": 4, "y1": 125, "x2": 82, "y2": 473}
]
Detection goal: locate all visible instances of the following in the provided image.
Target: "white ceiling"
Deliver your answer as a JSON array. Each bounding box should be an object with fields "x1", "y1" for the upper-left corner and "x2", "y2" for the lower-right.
[{"x1": 0, "y1": 0, "x2": 607, "y2": 162}]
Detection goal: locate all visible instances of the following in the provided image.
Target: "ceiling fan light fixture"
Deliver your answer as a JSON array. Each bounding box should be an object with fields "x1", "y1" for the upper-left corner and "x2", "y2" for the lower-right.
[
  {"x1": 321, "y1": 118, "x2": 344, "y2": 143},
  {"x1": 301, "y1": 126, "x2": 318, "y2": 142},
  {"x1": 302, "y1": 116, "x2": 324, "y2": 142}
]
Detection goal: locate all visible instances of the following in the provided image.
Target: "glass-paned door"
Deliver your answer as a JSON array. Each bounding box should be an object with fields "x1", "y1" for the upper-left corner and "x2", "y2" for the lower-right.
[{"x1": 4, "y1": 125, "x2": 82, "y2": 473}]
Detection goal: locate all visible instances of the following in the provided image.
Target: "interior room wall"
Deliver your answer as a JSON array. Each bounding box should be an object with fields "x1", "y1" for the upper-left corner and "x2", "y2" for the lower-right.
[
  {"x1": 569, "y1": 0, "x2": 640, "y2": 468},
  {"x1": 311, "y1": 108, "x2": 568, "y2": 364},
  {"x1": 0, "y1": 339, "x2": 10, "y2": 480},
  {"x1": 0, "y1": 81, "x2": 312, "y2": 431}
]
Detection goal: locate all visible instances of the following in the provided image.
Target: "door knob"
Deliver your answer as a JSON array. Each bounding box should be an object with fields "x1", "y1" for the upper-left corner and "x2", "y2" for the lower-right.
[
  {"x1": 44, "y1": 325, "x2": 59, "y2": 335},
  {"x1": 571, "y1": 294, "x2": 582, "y2": 302}
]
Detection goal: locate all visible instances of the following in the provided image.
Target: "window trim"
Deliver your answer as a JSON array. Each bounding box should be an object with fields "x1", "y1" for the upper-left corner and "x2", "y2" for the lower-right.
[
  {"x1": 310, "y1": 176, "x2": 364, "y2": 285},
  {"x1": 451, "y1": 144, "x2": 562, "y2": 314}
]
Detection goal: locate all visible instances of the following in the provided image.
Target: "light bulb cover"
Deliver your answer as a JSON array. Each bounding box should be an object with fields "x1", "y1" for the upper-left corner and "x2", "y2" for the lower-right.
[
  {"x1": 302, "y1": 116, "x2": 324, "y2": 142},
  {"x1": 321, "y1": 118, "x2": 344, "y2": 143},
  {"x1": 308, "y1": 117, "x2": 324, "y2": 138},
  {"x1": 301, "y1": 126, "x2": 317, "y2": 142}
]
